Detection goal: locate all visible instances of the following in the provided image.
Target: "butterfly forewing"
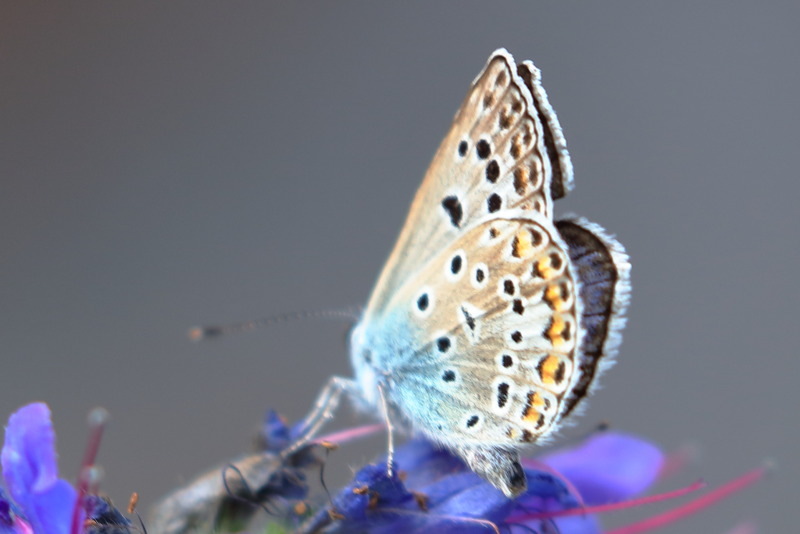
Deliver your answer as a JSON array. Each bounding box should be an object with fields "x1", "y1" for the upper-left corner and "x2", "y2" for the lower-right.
[{"x1": 364, "y1": 50, "x2": 571, "y2": 316}]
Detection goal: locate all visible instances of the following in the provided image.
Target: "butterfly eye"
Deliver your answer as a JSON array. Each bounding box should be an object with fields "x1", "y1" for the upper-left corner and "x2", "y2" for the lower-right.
[{"x1": 457, "y1": 140, "x2": 468, "y2": 157}]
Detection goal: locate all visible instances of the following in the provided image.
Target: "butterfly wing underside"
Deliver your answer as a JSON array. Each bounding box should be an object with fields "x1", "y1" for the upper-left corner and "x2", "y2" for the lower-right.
[
  {"x1": 364, "y1": 49, "x2": 573, "y2": 315},
  {"x1": 386, "y1": 212, "x2": 586, "y2": 444},
  {"x1": 353, "y1": 49, "x2": 630, "y2": 497}
]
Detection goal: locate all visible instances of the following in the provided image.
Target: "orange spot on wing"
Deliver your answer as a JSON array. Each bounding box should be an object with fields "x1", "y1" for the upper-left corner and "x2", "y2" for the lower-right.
[
  {"x1": 547, "y1": 316, "x2": 567, "y2": 347},
  {"x1": 545, "y1": 284, "x2": 566, "y2": 311},
  {"x1": 512, "y1": 229, "x2": 534, "y2": 259},
  {"x1": 522, "y1": 406, "x2": 538, "y2": 424},
  {"x1": 539, "y1": 355, "x2": 561, "y2": 384},
  {"x1": 535, "y1": 257, "x2": 555, "y2": 279},
  {"x1": 522, "y1": 391, "x2": 546, "y2": 423},
  {"x1": 514, "y1": 167, "x2": 529, "y2": 195}
]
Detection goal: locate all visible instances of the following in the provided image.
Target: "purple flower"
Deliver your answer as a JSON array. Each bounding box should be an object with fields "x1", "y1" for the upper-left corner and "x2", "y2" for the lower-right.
[
  {"x1": 1, "y1": 403, "x2": 76, "y2": 534},
  {"x1": 0, "y1": 403, "x2": 131, "y2": 534},
  {"x1": 301, "y1": 431, "x2": 663, "y2": 533}
]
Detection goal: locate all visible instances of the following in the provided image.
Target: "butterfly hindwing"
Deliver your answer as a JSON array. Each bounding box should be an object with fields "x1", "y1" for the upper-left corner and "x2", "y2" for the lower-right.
[
  {"x1": 554, "y1": 217, "x2": 631, "y2": 419},
  {"x1": 384, "y1": 213, "x2": 582, "y2": 447}
]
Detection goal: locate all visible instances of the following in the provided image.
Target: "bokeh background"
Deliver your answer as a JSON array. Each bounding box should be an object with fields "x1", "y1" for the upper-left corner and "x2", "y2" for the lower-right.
[{"x1": 2, "y1": 3, "x2": 797, "y2": 531}]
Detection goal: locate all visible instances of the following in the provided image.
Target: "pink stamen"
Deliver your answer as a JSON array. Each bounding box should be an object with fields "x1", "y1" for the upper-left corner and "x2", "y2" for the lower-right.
[
  {"x1": 515, "y1": 479, "x2": 705, "y2": 522},
  {"x1": 315, "y1": 423, "x2": 384, "y2": 445},
  {"x1": 69, "y1": 408, "x2": 109, "y2": 534},
  {"x1": 607, "y1": 467, "x2": 767, "y2": 534},
  {"x1": 657, "y1": 445, "x2": 697, "y2": 480},
  {"x1": 14, "y1": 518, "x2": 33, "y2": 534}
]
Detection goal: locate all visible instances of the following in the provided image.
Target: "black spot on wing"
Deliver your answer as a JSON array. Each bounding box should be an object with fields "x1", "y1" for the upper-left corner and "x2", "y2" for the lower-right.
[
  {"x1": 416, "y1": 293, "x2": 429, "y2": 312},
  {"x1": 497, "y1": 383, "x2": 510, "y2": 408},
  {"x1": 476, "y1": 139, "x2": 491, "y2": 159},
  {"x1": 442, "y1": 196, "x2": 463, "y2": 228},
  {"x1": 450, "y1": 255, "x2": 462, "y2": 274},
  {"x1": 461, "y1": 306, "x2": 476, "y2": 331},
  {"x1": 487, "y1": 193, "x2": 502, "y2": 213},
  {"x1": 486, "y1": 160, "x2": 500, "y2": 183}
]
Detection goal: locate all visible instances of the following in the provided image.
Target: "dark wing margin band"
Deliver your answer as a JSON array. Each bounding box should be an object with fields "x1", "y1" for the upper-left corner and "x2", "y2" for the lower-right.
[
  {"x1": 555, "y1": 217, "x2": 631, "y2": 418},
  {"x1": 516, "y1": 61, "x2": 574, "y2": 202}
]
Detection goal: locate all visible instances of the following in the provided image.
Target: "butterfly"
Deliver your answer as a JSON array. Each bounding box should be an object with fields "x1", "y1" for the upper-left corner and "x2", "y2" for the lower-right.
[{"x1": 295, "y1": 48, "x2": 630, "y2": 499}]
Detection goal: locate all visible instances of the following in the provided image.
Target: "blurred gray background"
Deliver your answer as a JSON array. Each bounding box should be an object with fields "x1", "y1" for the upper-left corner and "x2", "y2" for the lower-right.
[{"x1": 2, "y1": 2, "x2": 797, "y2": 531}]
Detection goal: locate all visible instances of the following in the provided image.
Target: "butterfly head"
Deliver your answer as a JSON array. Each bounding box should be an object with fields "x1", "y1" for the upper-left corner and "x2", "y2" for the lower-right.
[
  {"x1": 348, "y1": 321, "x2": 380, "y2": 407},
  {"x1": 349, "y1": 313, "x2": 418, "y2": 409}
]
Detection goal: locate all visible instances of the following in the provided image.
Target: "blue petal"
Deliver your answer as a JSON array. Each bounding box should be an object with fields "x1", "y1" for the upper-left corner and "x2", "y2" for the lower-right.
[
  {"x1": 312, "y1": 438, "x2": 593, "y2": 534},
  {"x1": 0, "y1": 488, "x2": 14, "y2": 523},
  {"x1": 552, "y1": 514, "x2": 604, "y2": 534},
  {"x1": 426, "y1": 473, "x2": 513, "y2": 522},
  {"x1": 1, "y1": 403, "x2": 76, "y2": 534},
  {"x1": 302, "y1": 462, "x2": 417, "y2": 533},
  {"x1": 261, "y1": 410, "x2": 291, "y2": 452},
  {"x1": 540, "y1": 432, "x2": 663, "y2": 504},
  {"x1": 392, "y1": 439, "x2": 466, "y2": 489},
  {"x1": 1, "y1": 403, "x2": 59, "y2": 497},
  {"x1": 24, "y1": 480, "x2": 75, "y2": 534},
  {"x1": 0, "y1": 520, "x2": 24, "y2": 534}
]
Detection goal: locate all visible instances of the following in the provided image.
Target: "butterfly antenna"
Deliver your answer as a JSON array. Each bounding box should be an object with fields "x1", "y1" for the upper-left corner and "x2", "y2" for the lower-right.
[{"x1": 188, "y1": 307, "x2": 361, "y2": 341}]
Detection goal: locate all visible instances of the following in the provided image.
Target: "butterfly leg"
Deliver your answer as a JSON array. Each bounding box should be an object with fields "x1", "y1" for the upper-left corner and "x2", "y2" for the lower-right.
[
  {"x1": 377, "y1": 383, "x2": 396, "y2": 477},
  {"x1": 282, "y1": 375, "x2": 359, "y2": 458}
]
